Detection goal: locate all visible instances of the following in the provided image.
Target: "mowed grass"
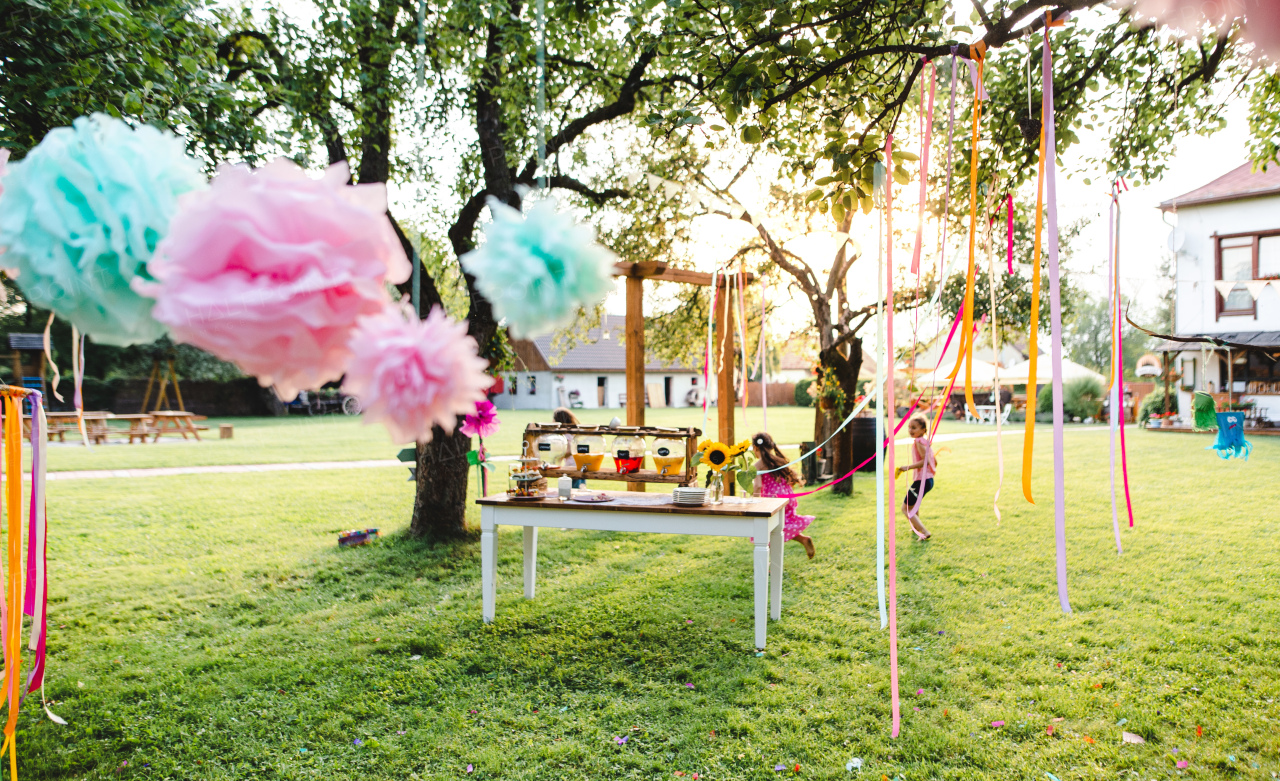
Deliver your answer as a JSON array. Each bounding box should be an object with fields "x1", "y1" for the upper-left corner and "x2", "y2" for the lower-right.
[
  {"x1": 38, "y1": 407, "x2": 817, "y2": 473},
  {"x1": 16, "y1": 425, "x2": 1280, "y2": 780}
]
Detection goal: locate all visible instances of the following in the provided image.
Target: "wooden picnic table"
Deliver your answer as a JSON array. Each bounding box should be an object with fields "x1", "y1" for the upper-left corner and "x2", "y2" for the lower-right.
[
  {"x1": 149, "y1": 410, "x2": 205, "y2": 442},
  {"x1": 110, "y1": 413, "x2": 157, "y2": 444}
]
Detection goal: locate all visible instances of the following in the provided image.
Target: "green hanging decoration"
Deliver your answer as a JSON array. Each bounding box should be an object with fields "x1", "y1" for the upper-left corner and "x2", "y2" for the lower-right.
[{"x1": 1192, "y1": 390, "x2": 1217, "y2": 431}]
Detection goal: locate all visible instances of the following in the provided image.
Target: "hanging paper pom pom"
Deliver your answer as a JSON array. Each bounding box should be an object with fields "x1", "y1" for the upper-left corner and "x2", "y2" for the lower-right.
[
  {"x1": 460, "y1": 196, "x2": 616, "y2": 338},
  {"x1": 343, "y1": 305, "x2": 491, "y2": 444},
  {"x1": 146, "y1": 159, "x2": 411, "y2": 400},
  {"x1": 0, "y1": 114, "x2": 204, "y2": 346},
  {"x1": 460, "y1": 399, "x2": 500, "y2": 438}
]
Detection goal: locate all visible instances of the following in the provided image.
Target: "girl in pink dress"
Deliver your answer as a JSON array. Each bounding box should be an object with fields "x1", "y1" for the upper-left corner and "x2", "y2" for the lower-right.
[{"x1": 751, "y1": 432, "x2": 816, "y2": 559}]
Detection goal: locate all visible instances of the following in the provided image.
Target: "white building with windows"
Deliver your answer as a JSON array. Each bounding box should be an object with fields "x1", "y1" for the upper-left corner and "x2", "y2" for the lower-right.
[
  {"x1": 1159, "y1": 162, "x2": 1280, "y2": 422},
  {"x1": 495, "y1": 315, "x2": 705, "y2": 410}
]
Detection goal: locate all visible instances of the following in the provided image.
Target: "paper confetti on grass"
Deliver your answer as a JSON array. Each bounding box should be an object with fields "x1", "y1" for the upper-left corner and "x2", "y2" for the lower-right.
[
  {"x1": 991, "y1": 721, "x2": 1005, "y2": 728},
  {"x1": 1122, "y1": 732, "x2": 1145, "y2": 744},
  {"x1": 1176, "y1": 761, "x2": 1188, "y2": 769},
  {"x1": 846, "y1": 758, "x2": 863, "y2": 771}
]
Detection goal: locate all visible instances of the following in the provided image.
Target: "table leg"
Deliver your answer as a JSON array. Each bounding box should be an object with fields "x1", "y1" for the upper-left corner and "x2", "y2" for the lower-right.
[
  {"x1": 769, "y1": 512, "x2": 784, "y2": 621},
  {"x1": 522, "y1": 526, "x2": 538, "y2": 599},
  {"x1": 188, "y1": 421, "x2": 201, "y2": 441},
  {"x1": 753, "y1": 517, "x2": 769, "y2": 649},
  {"x1": 481, "y1": 507, "x2": 497, "y2": 623}
]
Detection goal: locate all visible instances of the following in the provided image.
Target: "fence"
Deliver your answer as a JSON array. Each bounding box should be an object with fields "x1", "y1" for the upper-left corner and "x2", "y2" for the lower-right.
[{"x1": 745, "y1": 382, "x2": 797, "y2": 406}]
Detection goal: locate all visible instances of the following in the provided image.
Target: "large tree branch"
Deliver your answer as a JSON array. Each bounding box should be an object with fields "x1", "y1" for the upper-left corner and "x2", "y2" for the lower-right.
[
  {"x1": 517, "y1": 48, "x2": 658, "y2": 181},
  {"x1": 511, "y1": 174, "x2": 630, "y2": 204},
  {"x1": 759, "y1": 0, "x2": 1100, "y2": 111}
]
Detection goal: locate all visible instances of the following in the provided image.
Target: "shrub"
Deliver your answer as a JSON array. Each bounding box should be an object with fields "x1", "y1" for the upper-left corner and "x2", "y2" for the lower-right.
[
  {"x1": 795, "y1": 378, "x2": 815, "y2": 407},
  {"x1": 1063, "y1": 377, "x2": 1105, "y2": 420},
  {"x1": 1139, "y1": 387, "x2": 1171, "y2": 424},
  {"x1": 1035, "y1": 378, "x2": 1106, "y2": 420}
]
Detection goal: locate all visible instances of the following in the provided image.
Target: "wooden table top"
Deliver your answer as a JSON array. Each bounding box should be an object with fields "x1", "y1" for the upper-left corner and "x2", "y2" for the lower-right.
[
  {"x1": 477, "y1": 491, "x2": 788, "y2": 517},
  {"x1": 109, "y1": 414, "x2": 152, "y2": 420},
  {"x1": 149, "y1": 411, "x2": 195, "y2": 417}
]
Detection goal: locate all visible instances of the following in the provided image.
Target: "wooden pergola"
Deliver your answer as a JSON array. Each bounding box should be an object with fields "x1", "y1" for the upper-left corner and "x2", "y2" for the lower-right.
[{"x1": 613, "y1": 260, "x2": 754, "y2": 460}]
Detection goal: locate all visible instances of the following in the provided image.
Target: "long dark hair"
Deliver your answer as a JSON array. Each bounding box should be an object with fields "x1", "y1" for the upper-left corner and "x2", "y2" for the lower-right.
[
  {"x1": 752, "y1": 431, "x2": 800, "y2": 486},
  {"x1": 552, "y1": 407, "x2": 579, "y2": 426}
]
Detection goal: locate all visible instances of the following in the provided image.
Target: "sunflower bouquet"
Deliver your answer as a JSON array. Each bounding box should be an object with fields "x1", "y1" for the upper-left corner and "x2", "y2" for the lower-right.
[{"x1": 694, "y1": 439, "x2": 758, "y2": 494}]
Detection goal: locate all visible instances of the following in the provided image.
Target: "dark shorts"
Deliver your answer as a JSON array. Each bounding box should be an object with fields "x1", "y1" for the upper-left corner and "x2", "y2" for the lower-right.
[
  {"x1": 572, "y1": 478, "x2": 587, "y2": 489},
  {"x1": 904, "y1": 478, "x2": 934, "y2": 507}
]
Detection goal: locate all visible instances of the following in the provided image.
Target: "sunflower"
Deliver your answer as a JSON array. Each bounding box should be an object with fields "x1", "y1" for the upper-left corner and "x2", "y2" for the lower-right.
[
  {"x1": 730, "y1": 439, "x2": 751, "y2": 457},
  {"x1": 699, "y1": 442, "x2": 733, "y2": 472}
]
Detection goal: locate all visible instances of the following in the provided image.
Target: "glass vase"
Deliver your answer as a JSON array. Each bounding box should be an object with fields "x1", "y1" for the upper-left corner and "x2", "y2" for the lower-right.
[{"x1": 707, "y1": 472, "x2": 724, "y2": 505}]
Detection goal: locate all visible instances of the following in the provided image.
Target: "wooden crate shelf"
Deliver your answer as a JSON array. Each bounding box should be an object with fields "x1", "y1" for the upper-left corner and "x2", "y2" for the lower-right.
[
  {"x1": 539, "y1": 467, "x2": 692, "y2": 485},
  {"x1": 522, "y1": 422, "x2": 703, "y2": 487}
]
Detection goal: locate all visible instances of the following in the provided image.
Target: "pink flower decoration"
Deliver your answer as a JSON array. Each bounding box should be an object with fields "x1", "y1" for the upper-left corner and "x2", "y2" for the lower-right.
[
  {"x1": 460, "y1": 399, "x2": 500, "y2": 438},
  {"x1": 343, "y1": 305, "x2": 490, "y2": 443},
  {"x1": 148, "y1": 159, "x2": 410, "y2": 400}
]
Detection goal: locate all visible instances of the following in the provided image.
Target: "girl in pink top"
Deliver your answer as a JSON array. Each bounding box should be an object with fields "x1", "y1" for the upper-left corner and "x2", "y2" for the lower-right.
[
  {"x1": 751, "y1": 432, "x2": 816, "y2": 559},
  {"x1": 895, "y1": 415, "x2": 937, "y2": 541}
]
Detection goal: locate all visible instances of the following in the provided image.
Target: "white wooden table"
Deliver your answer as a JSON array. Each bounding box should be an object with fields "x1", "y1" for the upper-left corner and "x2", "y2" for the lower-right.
[{"x1": 476, "y1": 491, "x2": 790, "y2": 648}]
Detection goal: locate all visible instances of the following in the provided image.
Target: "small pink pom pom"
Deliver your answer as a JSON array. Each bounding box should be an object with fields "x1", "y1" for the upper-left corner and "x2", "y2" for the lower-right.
[
  {"x1": 148, "y1": 159, "x2": 410, "y2": 399},
  {"x1": 460, "y1": 399, "x2": 500, "y2": 439},
  {"x1": 343, "y1": 305, "x2": 490, "y2": 443}
]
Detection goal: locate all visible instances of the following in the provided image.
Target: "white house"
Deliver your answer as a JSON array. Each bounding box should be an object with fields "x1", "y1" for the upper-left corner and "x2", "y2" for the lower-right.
[
  {"x1": 1158, "y1": 162, "x2": 1280, "y2": 421},
  {"x1": 496, "y1": 315, "x2": 705, "y2": 410}
]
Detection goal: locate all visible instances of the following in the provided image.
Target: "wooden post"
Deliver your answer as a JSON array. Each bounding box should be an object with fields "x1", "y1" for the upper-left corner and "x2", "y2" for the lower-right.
[
  {"x1": 625, "y1": 275, "x2": 645, "y2": 492},
  {"x1": 168, "y1": 359, "x2": 186, "y2": 412},
  {"x1": 715, "y1": 278, "x2": 735, "y2": 447}
]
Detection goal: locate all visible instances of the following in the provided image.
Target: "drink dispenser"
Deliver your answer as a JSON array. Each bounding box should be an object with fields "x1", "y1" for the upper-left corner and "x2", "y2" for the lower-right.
[{"x1": 611, "y1": 435, "x2": 647, "y2": 473}]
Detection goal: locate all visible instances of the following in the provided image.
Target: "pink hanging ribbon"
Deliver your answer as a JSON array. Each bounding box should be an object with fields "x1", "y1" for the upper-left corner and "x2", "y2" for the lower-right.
[
  {"x1": 24, "y1": 392, "x2": 48, "y2": 696},
  {"x1": 910, "y1": 61, "x2": 936, "y2": 275},
  {"x1": 759, "y1": 284, "x2": 768, "y2": 431},
  {"x1": 1005, "y1": 194, "x2": 1014, "y2": 274},
  {"x1": 1042, "y1": 12, "x2": 1072, "y2": 614}
]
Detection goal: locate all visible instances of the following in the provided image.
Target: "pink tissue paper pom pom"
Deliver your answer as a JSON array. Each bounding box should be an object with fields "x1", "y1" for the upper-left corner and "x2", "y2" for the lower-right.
[
  {"x1": 146, "y1": 159, "x2": 411, "y2": 400},
  {"x1": 1131, "y1": 0, "x2": 1280, "y2": 61},
  {"x1": 343, "y1": 304, "x2": 491, "y2": 444},
  {"x1": 460, "y1": 399, "x2": 500, "y2": 439}
]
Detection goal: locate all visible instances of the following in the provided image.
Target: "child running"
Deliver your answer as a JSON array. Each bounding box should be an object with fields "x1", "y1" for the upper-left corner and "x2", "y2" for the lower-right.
[
  {"x1": 895, "y1": 415, "x2": 937, "y2": 541},
  {"x1": 751, "y1": 432, "x2": 816, "y2": 559}
]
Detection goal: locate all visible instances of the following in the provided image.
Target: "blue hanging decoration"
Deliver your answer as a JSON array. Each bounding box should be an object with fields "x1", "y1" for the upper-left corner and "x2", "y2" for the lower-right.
[{"x1": 1207, "y1": 411, "x2": 1251, "y2": 460}]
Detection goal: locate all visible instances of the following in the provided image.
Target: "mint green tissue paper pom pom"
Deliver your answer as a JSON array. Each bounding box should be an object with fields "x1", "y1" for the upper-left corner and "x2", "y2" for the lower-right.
[
  {"x1": 0, "y1": 114, "x2": 205, "y2": 346},
  {"x1": 460, "y1": 196, "x2": 617, "y2": 339}
]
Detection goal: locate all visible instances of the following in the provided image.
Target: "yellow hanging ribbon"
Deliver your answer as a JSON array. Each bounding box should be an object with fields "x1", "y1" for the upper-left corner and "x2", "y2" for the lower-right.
[
  {"x1": 960, "y1": 41, "x2": 986, "y2": 421},
  {"x1": 3, "y1": 392, "x2": 23, "y2": 781},
  {"x1": 1021, "y1": 14, "x2": 1062, "y2": 504}
]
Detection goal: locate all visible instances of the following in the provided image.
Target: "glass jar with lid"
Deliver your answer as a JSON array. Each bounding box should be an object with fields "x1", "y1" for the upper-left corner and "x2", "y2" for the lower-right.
[
  {"x1": 611, "y1": 434, "x2": 646, "y2": 473},
  {"x1": 533, "y1": 432, "x2": 568, "y2": 468},
  {"x1": 650, "y1": 437, "x2": 686, "y2": 475},
  {"x1": 570, "y1": 433, "x2": 606, "y2": 473}
]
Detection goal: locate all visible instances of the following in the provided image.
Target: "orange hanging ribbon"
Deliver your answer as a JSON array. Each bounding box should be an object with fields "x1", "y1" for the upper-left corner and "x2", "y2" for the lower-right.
[
  {"x1": 3, "y1": 392, "x2": 24, "y2": 781},
  {"x1": 959, "y1": 42, "x2": 986, "y2": 421},
  {"x1": 1021, "y1": 18, "x2": 1057, "y2": 505}
]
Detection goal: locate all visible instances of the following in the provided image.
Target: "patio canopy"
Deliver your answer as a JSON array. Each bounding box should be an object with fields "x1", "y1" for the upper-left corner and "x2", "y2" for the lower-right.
[{"x1": 1000, "y1": 356, "x2": 1105, "y2": 385}]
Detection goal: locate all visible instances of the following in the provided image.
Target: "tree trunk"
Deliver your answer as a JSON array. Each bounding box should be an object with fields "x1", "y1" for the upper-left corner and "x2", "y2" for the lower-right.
[
  {"x1": 409, "y1": 428, "x2": 473, "y2": 541},
  {"x1": 819, "y1": 337, "x2": 863, "y2": 495}
]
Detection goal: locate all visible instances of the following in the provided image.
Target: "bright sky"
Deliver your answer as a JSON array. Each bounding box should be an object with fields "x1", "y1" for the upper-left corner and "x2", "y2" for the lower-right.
[{"x1": 598, "y1": 97, "x2": 1255, "y2": 350}]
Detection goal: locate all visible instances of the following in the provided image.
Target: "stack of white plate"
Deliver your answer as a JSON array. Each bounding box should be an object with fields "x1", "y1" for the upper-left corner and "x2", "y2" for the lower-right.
[{"x1": 672, "y1": 486, "x2": 707, "y2": 506}]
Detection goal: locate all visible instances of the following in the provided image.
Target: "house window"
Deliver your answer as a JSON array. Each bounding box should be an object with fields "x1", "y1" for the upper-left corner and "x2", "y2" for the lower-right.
[
  {"x1": 1216, "y1": 230, "x2": 1280, "y2": 318},
  {"x1": 527, "y1": 375, "x2": 537, "y2": 395},
  {"x1": 508, "y1": 375, "x2": 518, "y2": 395}
]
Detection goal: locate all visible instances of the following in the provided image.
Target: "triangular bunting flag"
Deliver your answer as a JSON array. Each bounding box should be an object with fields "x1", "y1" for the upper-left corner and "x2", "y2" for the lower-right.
[
  {"x1": 1246, "y1": 280, "x2": 1268, "y2": 300},
  {"x1": 662, "y1": 181, "x2": 681, "y2": 199},
  {"x1": 1214, "y1": 280, "x2": 1238, "y2": 299},
  {"x1": 1271, "y1": 279, "x2": 1280, "y2": 293},
  {"x1": 645, "y1": 173, "x2": 663, "y2": 190},
  {"x1": 624, "y1": 171, "x2": 642, "y2": 187}
]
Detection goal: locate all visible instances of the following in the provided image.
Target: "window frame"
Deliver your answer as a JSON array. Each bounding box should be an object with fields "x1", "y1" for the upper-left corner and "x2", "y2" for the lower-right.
[{"x1": 1215, "y1": 228, "x2": 1280, "y2": 319}]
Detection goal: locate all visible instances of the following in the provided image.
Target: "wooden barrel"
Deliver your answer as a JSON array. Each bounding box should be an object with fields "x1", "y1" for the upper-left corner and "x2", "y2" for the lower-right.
[{"x1": 849, "y1": 417, "x2": 878, "y2": 472}]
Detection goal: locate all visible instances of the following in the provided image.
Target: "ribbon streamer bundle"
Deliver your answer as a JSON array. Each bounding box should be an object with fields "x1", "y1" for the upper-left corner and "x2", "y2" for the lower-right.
[
  {"x1": 1107, "y1": 180, "x2": 1136, "y2": 550},
  {"x1": 0, "y1": 386, "x2": 58, "y2": 779}
]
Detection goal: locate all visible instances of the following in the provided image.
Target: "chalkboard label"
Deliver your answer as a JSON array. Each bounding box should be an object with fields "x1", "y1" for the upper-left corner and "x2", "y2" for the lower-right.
[
  {"x1": 577, "y1": 444, "x2": 590, "y2": 453},
  {"x1": 617, "y1": 450, "x2": 630, "y2": 459},
  {"x1": 656, "y1": 447, "x2": 670, "y2": 456},
  {"x1": 537, "y1": 442, "x2": 551, "y2": 451}
]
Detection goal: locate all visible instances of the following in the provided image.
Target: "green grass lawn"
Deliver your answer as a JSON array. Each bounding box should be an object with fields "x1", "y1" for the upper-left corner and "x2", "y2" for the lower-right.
[
  {"x1": 39, "y1": 407, "x2": 820, "y2": 473},
  {"x1": 18, "y1": 424, "x2": 1280, "y2": 779}
]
